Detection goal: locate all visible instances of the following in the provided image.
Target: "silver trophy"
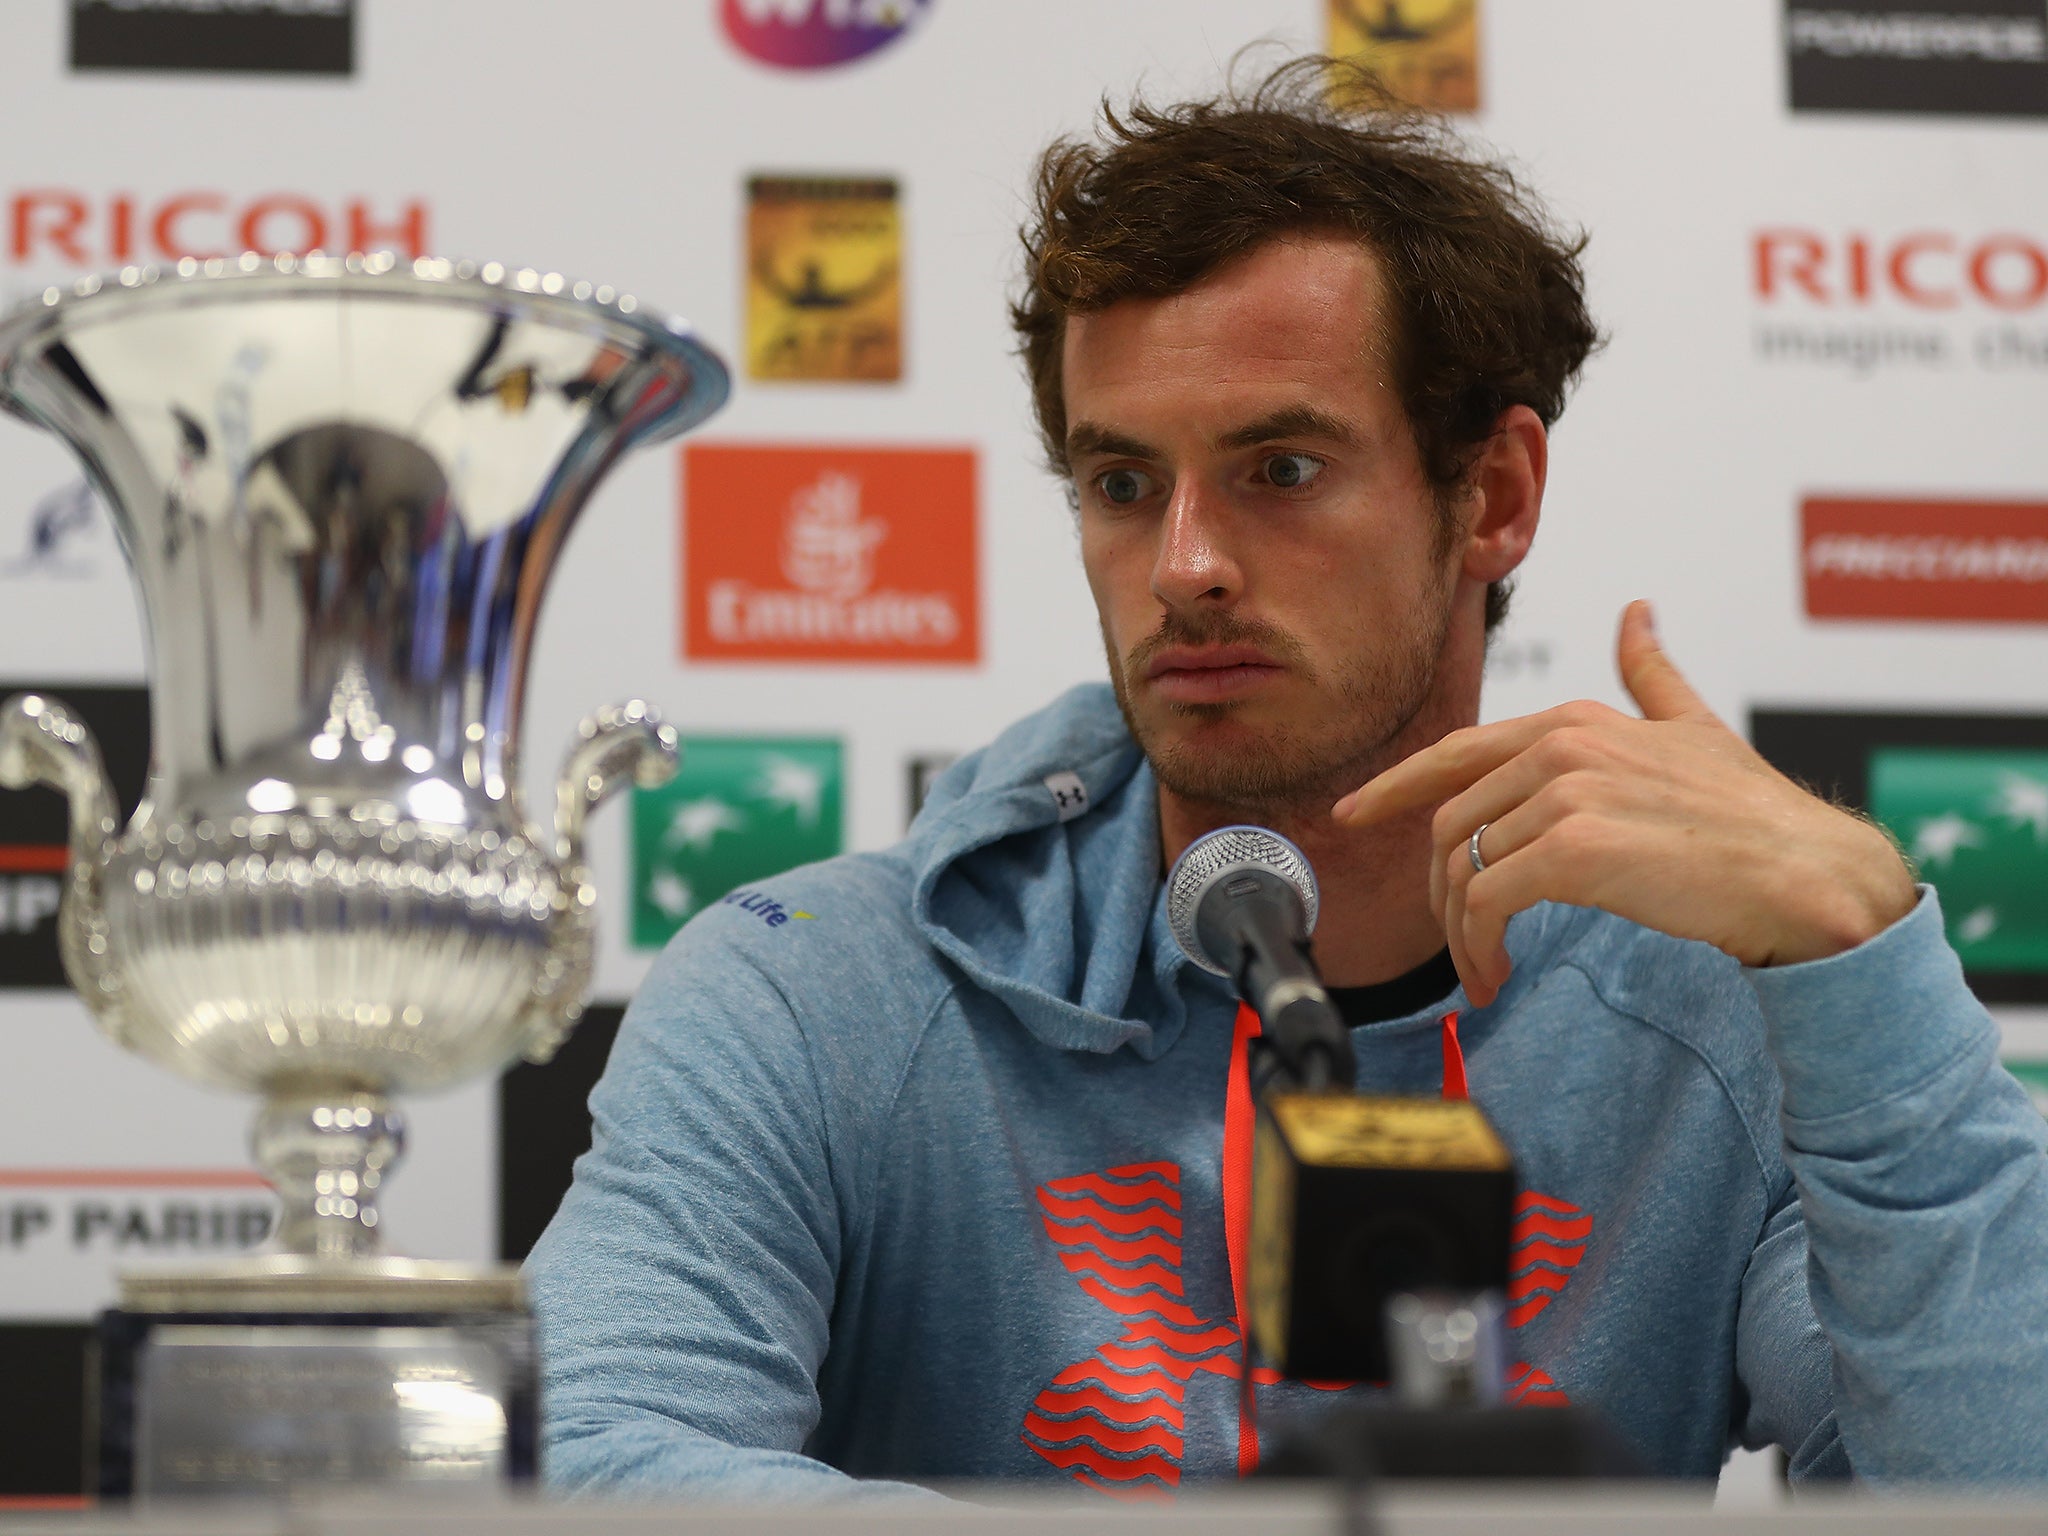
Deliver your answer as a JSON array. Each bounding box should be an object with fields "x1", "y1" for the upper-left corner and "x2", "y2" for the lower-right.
[{"x1": 0, "y1": 251, "x2": 728, "y2": 1495}]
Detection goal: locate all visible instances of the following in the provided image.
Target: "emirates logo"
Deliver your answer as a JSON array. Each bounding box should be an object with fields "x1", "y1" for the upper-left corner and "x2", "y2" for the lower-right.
[
  {"x1": 682, "y1": 443, "x2": 978, "y2": 664},
  {"x1": 779, "y1": 470, "x2": 885, "y2": 599}
]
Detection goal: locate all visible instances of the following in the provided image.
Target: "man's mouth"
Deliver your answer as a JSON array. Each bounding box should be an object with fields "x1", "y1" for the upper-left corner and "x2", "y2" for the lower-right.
[{"x1": 1142, "y1": 645, "x2": 1285, "y2": 704}]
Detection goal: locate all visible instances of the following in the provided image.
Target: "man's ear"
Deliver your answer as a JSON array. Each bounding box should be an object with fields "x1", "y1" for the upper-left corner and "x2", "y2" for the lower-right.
[{"x1": 1459, "y1": 404, "x2": 1546, "y2": 585}]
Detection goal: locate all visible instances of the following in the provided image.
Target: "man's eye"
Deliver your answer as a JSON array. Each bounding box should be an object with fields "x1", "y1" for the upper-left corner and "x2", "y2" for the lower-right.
[
  {"x1": 1095, "y1": 468, "x2": 1155, "y2": 506},
  {"x1": 1260, "y1": 453, "x2": 1324, "y2": 490}
]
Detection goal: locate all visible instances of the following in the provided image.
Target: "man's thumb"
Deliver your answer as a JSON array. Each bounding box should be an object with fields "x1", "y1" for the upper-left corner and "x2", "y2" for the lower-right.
[{"x1": 1618, "y1": 600, "x2": 1711, "y2": 722}]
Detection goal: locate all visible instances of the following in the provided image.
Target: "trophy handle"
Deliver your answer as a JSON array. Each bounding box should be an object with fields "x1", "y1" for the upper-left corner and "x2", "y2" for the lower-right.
[
  {"x1": 0, "y1": 693, "x2": 120, "y2": 853},
  {"x1": 0, "y1": 693, "x2": 123, "y2": 1011},
  {"x1": 0, "y1": 688, "x2": 121, "y2": 862},
  {"x1": 513, "y1": 703, "x2": 677, "y2": 1069},
  {"x1": 551, "y1": 700, "x2": 680, "y2": 868}
]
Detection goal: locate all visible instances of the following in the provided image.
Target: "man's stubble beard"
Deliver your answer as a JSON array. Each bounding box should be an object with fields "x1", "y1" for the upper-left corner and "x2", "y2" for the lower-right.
[{"x1": 1104, "y1": 574, "x2": 1456, "y2": 823}]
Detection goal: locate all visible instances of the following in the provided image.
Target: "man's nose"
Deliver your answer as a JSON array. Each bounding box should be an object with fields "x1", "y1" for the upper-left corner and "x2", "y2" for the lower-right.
[{"x1": 1151, "y1": 478, "x2": 1241, "y2": 608}]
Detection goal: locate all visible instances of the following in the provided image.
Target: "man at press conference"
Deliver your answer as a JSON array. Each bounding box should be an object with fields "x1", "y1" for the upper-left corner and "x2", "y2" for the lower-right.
[{"x1": 527, "y1": 59, "x2": 2048, "y2": 1495}]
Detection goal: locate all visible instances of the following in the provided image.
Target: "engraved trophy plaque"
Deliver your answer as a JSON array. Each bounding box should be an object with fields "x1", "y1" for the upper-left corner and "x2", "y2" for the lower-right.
[{"x1": 0, "y1": 252, "x2": 729, "y2": 1497}]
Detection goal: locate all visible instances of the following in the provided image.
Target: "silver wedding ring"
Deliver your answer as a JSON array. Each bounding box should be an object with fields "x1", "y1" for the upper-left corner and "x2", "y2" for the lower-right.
[{"x1": 1468, "y1": 822, "x2": 1491, "y2": 874}]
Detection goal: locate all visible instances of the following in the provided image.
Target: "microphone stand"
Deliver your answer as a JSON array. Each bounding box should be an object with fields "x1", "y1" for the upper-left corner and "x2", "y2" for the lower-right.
[{"x1": 1246, "y1": 1007, "x2": 1648, "y2": 1490}]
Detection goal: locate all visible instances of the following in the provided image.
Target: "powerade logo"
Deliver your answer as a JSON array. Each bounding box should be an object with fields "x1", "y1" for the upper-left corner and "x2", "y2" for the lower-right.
[{"x1": 720, "y1": 0, "x2": 932, "y2": 70}]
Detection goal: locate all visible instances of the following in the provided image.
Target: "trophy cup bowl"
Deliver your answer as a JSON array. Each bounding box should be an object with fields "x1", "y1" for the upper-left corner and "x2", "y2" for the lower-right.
[{"x1": 0, "y1": 251, "x2": 728, "y2": 1494}]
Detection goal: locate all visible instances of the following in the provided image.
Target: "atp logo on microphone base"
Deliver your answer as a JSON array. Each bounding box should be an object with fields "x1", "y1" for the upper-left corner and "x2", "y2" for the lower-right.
[{"x1": 629, "y1": 737, "x2": 843, "y2": 949}]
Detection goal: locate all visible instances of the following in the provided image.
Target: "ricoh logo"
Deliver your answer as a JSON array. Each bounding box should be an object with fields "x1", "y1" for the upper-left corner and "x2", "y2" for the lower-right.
[
  {"x1": 6, "y1": 189, "x2": 430, "y2": 270},
  {"x1": 1757, "y1": 228, "x2": 2048, "y2": 309},
  {"x1": 684, "y1": 444, "x2": 979, "y2": 664},
  {"x1": 1753, "y1": 227, "x2": 2048, "y2": 374}
]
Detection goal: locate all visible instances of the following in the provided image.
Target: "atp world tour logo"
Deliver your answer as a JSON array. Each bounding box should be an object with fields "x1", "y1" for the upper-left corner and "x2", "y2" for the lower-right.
[{"x1": 720, "y1": 0, "x2": 932, "y2": 69}]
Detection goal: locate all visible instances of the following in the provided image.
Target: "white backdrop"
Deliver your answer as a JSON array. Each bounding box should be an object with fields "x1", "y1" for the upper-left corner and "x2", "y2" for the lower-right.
[{"x1": 0, "y1": 9, "x2": 2044, "y2": 1492}]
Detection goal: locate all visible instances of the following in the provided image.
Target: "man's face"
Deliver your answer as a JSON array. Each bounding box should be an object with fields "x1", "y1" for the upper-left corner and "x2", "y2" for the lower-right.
[{"x1": 1062, "y1": 233, "x2": 1466, "y2": 816}]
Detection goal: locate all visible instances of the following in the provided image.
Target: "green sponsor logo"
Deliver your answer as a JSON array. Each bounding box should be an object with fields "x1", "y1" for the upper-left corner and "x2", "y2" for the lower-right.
[
  {"x1": 1868, "y1": 747, "x2": 2048, "y2": 972},
  {"x1": 629, "y1": 737, "x2": 843, "y2": 948}
]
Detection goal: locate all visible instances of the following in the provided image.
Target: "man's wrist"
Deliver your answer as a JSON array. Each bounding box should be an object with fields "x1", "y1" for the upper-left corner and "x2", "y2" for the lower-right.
[{"x1": 1757, "y1": 820, "x2": 1919, "y2": 968}]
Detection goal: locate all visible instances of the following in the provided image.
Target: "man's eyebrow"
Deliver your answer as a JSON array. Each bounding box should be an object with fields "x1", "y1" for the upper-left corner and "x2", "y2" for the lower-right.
[
  {"x1": 1064, "y1": 422, "x2": 1162, "y2": 463},
  {"x1": 1215, "y1": 405, "x2": 1362, "y2": 451}
]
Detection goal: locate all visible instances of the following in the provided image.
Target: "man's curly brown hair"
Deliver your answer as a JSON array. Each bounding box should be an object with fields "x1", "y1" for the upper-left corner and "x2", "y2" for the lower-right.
[{"x1": 1011, "y1": 57, "x2": 1601, "y2": 633}]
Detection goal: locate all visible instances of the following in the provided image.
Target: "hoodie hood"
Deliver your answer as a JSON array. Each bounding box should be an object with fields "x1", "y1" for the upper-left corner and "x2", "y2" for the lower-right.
[
  {"x1": 896, "y1": 683, "x2": 1598, "y2": 1066},
  {"x1": 903, "y1": 683, "x2": 1208, "y2": 1061}
]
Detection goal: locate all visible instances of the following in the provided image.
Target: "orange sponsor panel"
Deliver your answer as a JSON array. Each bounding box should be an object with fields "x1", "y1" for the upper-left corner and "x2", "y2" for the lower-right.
[
  {"x1": 1803, "y1": 496, "x2": 2048, "y2": 622},
  {"x1": 682, "y1": 443, "x2": 978, "y2": 664}
]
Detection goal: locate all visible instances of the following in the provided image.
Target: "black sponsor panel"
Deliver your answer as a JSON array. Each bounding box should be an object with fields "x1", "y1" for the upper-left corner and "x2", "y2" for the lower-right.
[
  {"x1": 70, "y1": 0, "x2": 355, "y2": 78},
  {"x1": 1785, "y1": 0, "x2": 2048, "y2": 118},
  {"x1": 1752, "y1": 707, "x2": 2048, "y2": 1003},
  {"x1": 905, "y1": 752, "x2": 958, "y2": 826},
  {"x1": 497, "y1": 1003, "x2": 623, "y2": 1263},
  {"x1": 0, "y1": 684, "x2": 148, "y2": 991},
  {"x1": 0, "y1": 1324, "x2": 90, "y2": 1498}
]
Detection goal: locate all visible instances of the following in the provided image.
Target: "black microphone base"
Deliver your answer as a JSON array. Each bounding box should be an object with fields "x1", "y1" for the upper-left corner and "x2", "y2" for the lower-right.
[
  {"x1": 1251, "y1": 1093, "x2": 1515, "y2": 1381},
  {"x1": 1260, "y1": 1403, "x2": 1649, "y2": 1482}
]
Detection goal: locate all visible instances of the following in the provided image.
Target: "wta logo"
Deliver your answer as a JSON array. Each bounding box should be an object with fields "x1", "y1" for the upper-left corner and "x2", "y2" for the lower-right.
[{"x1": 719, "y1": 0, "x2": 932, "y2": 70}]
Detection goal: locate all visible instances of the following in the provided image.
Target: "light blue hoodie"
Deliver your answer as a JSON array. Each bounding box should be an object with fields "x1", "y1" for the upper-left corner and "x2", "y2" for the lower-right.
[{"x1": 528, "y1": 684, "x2": 2048, "y2": 1498}]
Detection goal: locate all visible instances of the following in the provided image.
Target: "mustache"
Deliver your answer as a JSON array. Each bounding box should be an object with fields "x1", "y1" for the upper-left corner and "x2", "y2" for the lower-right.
[{"x1": 1124, "y1": 609, "x2": 1313, "y2": 679}]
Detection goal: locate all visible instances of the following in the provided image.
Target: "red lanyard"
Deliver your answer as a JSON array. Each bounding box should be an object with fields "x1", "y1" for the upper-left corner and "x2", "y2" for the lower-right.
[{"x1": 1219, "y1": 1002, "x2": 1468, "y2": 1475}]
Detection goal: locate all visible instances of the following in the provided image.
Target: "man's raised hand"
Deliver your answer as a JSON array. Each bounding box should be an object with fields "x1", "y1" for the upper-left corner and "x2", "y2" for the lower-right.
[{"x1": 1332, "y1": 601, "x2": 1918, "y2": 1008}]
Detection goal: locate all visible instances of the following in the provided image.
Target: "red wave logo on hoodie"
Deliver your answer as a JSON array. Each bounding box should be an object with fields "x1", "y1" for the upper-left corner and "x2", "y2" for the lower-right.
[
  {"x1": 1509, "y1": 1189, "x2": 1590, "y2": 1327},
  {"x1": 1020, "y1": 1162, "x2": 1281, "y2": 1500},
  {"x1": 1023, "y1": 1166, "x2": 1591, "y2": 1497}
]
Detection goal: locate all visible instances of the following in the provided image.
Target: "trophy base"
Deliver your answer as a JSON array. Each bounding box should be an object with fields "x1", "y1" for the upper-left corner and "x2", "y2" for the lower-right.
[{"x1": 94, "y1": 1257, "x2": 536, "y2": 1500}]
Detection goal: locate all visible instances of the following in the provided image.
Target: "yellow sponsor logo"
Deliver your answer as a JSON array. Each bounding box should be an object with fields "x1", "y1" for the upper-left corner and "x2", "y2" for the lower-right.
[
  {"x1": 1328, "y1": 0, "x2": 1481, "y2": 113},
  {"x1": 746, "y1": 175, "x2": 902, "y2": 382}
]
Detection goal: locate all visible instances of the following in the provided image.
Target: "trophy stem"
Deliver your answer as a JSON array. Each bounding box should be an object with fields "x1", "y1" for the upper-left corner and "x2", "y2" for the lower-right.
[{"x1": 250, "y1": 1088, "x2": 406, "y2": 1260}]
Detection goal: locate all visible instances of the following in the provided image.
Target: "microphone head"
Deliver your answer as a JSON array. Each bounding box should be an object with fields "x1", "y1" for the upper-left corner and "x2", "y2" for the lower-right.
[{"x1": 1166, "y1": 824, "x2": 1320, "y2": 976}]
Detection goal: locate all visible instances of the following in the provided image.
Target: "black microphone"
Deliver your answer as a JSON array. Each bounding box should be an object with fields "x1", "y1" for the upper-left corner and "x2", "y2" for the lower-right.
[{"x1": 1166, "y1": 825, "x2": 1355, "y2": 1091}]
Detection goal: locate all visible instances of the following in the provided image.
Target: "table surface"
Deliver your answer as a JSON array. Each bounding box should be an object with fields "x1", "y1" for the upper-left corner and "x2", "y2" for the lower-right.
[{"x1": 5, "y1": 1485, "x2": 2048, "y2": 1535}]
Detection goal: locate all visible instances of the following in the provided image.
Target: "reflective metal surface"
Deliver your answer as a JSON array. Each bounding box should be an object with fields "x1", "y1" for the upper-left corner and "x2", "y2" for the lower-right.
[
  {"x1": 0, "y1": 253, "x2": 726, "y2": 1258},
  {"x1": 132, "y1": 1321, "x2": 524, "y2": 1494},
  {"x1": 1165, "y1": 823, "x2": 1320, "y2": 976}
]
